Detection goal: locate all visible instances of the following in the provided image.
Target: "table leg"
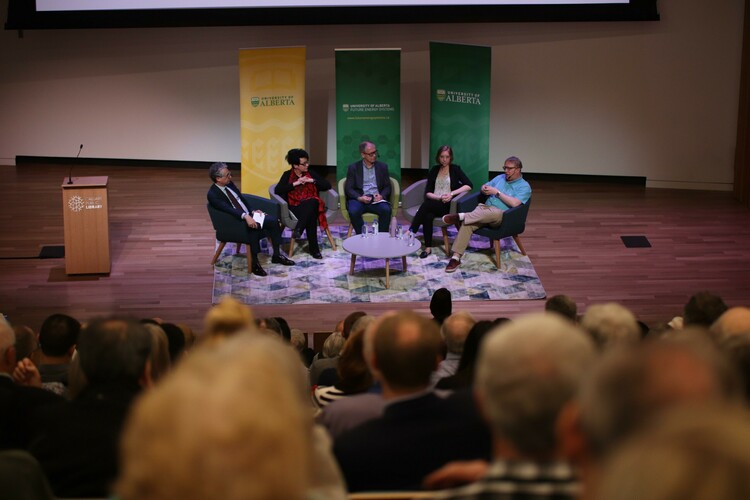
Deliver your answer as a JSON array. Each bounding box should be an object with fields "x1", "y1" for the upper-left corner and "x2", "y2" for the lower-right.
[
  {"x1": 349, "y1": 255, "x2": 356, "y2": 275},
  {"x1": 402, "y1": 255, "x2": 407, "y2": 272},
  {"x1": 385, "y1": 259, "x2": 390, "y2": 289}
]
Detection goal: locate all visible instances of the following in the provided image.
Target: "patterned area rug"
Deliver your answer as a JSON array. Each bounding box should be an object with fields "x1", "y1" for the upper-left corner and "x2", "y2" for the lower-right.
[{"x1": 212, "y1": 226, "x2": 546, "y2": 305}]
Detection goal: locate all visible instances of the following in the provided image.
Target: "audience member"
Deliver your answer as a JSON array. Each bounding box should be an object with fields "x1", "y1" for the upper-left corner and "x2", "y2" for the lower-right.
[
  {"x1": 36, "y1": 313, "x2": 80, "y2": 387},
  {"x1": 12, "y1": 325, "x2": 38, "y2": 363},
  {"x1": 341, "y1": 311, "x2": 366, "y2": 339},
  {"x1": 176, "y1": 322, "x2": 196, "y2": 350},
  {"x1": 435, "y1": 320, "x2": 495, "y2": 391},
  {"x1": 309, "y1": 332, "x2": 345, "y2": 387},
  {"x1": 545, "y1": 294, "x2": 578, "y2": 322},
  {"x1": 160, "y1": 322, "x2": 186, "y2": 364},
  {"x1": 313, "y1": 328, "x2": 374, "y2": 408},
  {"x1": 683, "y1": 291, "x2": 728, "y2": 327},
  {"x1": 333, "y1": 311, "x2": 491, "y2": 492},
  {"x1": 291, "y1": 328, "x2": 315, "y2": 367},
  {"x1": 558, "y1": 333, "x2": 743, "y2": 500},
  {"x1": 274, "y1": 316, "x2": 292, "y2": 342},
  {"x1": 597, "y1": 405, "x2": 750, "y2": 500},
  {"x1": 29, "y1": 317, "x2": 153, "y2": 498},
  {"x1": 431, "y1": 311, "x2": 475, "y2": 385},
  {"x1": 715, "y1": 331, "x2": 750, "y2": 404},
  {"x1": 117, "y1": 333, "x2": 347, "y2": 500},
  {"x1": 427, "y1": 313, "x2": 596, "y2": 498},
  {"x1": 710, "y1": 306, "x2": 750, "y2": 340},
  {"x1": 0, "y1": 323, "x2": 61, "y2": 450},
  {"x1": 580, "y1": 303, "x2": 640, "y2": 350},
  {"x1": 430, "y1": 288, "x2": 452, "y2": 325},
  {"x1": 203, "y1": 296, "x2": 255, "y2": 340},
  {"x1": 141, "y1": 323, "x2": 171, "y2": 383}
]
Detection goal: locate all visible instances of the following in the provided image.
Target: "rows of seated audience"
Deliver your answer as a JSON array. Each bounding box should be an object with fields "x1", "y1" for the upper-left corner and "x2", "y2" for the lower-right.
[{"x1": 1, "y1": 289, "x2": 750, "y2": 499}]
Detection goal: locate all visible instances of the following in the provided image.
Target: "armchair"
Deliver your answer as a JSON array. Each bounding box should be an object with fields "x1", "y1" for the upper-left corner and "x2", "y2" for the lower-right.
[
  {"x1": 456, "y1": 193, "x2": 532, "y2": 269},
  {"x1": 401, "y1": 178, "x2": 468, "y2": 256},
  {"x1": 338, "y1": 176, "x2": 401, "y2": 238}
]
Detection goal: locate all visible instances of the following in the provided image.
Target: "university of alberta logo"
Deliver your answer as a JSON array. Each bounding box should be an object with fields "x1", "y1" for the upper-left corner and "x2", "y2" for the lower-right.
[
  {"x1": 68, "y1": 196, "x2": 84, "y2": 212},
  {"x1": 342, "y1": 104, "x2": 350, "y2": 112},
  {"x1": 251, "y1": 97, "x2": 260, "y2": 108},
  {"x1": 436, "y1": 89, "x2": 446, "y2": 102}
]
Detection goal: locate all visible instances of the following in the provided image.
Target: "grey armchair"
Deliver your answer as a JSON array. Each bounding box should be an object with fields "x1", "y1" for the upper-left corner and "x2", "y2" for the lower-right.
[
  {"x1": 269, "y1": 183, "x2": 339, "y2": 257},
  {"x1": 401, "y1": 178, "x2": 468, "y2": 256},
  {"x1": 456, "y1": 193, "x2": 532, "y2": 269},
  {"x1": 206, "y1": 193, "x2": 280, "y2": 268}
]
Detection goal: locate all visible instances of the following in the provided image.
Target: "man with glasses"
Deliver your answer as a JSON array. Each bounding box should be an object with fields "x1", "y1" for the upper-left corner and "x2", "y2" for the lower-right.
[
  {"x1": 207, "y1": 162, "x2": 294, "y2": 277},
  {"x1": 344, "y1": 141, "x2": 392, "y2": 235},
  {"x1": 442, "y1": 156, "x2": 531, "y2": 273}
]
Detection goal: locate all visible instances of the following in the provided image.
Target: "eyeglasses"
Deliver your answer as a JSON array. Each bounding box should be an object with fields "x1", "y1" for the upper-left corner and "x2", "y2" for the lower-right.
[
  {"x1": 503, "y1": 166, "x2": 519, "y2": 171},
  {"x1": 298, "y1": 161, "x2": 310, "y2": 167},
  {"x1": 221, "y1": 170, "x2": 233, "y2": 177},
  {"x1": 363, "y1": 150, "x2": 378, "y2": 157}
]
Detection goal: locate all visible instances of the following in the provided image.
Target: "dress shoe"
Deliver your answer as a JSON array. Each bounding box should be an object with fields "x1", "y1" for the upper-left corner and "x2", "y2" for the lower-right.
[
  {"x1": 311, "y1": 251, "x2": 323, "y2": 260},
  {"x1": 419, "y1": 250, "x2": 431, "y2": 259},
  {"x1": 442, "y1": 213, "x2": 460, "y2": 225},
  {"x1": 445, "y1": 258, "x2": 461, "y2": 273},
  {"x1": 272, "y1": 255, "x2": 295, "y2": 266},
  {"x1": 251, "y1": 263, "x2": 267, "y2": 277}
]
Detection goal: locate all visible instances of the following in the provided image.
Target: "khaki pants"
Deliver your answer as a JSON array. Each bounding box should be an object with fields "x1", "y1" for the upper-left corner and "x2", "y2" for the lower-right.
[{"x1": 452, "y1": 204, "x2": 504, "y2": 257}]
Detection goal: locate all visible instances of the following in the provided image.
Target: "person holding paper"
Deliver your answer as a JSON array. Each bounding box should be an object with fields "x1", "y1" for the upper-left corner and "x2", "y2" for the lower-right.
[
  {"x1": 344, "y1": 141, "x2": 392, "y2": 235},
  {"x1": 274, "y1": 148, "x2": 332, "y2": 260},
  {"x1": 207, "y1": 162, "x2": 294, "y2": 276}
]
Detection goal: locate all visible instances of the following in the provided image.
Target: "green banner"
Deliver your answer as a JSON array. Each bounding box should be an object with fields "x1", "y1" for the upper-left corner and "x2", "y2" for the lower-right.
[
  {"x1": 430, "y1": 42, "x2": 491, "y2": 191},
  {"x1": 335, "y1": 49, "x2": 401, "y2": 184}
]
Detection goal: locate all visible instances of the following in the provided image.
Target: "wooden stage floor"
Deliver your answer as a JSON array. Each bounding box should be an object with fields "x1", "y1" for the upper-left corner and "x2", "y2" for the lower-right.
[{"x1": 1, "y1": 163, "x2": 749, "y2": 336}]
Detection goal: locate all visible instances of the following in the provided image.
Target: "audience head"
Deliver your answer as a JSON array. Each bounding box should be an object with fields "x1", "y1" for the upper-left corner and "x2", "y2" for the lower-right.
[
  {"x1": 577, "y1": 333, "x2": 743, "y2": 459},
  {"x1": 441, "y1": 311, "x2": 476, "y2": 355},
  {"x1": 274, "y1": 317, "x2": 292, "y2": 342},
  {"x1": 336, "y1": 329, "x2": 373, "y2": 394},
  {"x1": 290, "y1": 329, "x2": 306, "y2": 351},
  {"x1": 342, "y1": 311, "x2": 366, "y2": 339},
  {"x1": 76, "y1": 317, "x2": 152, "y2": 389},
  {"x1": 160, "y1": 323, "x2": 186, "y2": 364},
  {"x1": 38, "y1": 313, "x2": 80, "y2": 358},
  {"x1": 12, "y1": 325, "x2": 38, "y2": 362},
  {"x1": 545, "y1": 294, "x2": 578, "y2": 322},
  {"x1": 203, "y1": 296, "x2": 255, "y2": 338},
  {"x1": 598, "y1": 405, "x2": 750, "y2": 500},
  {"x1": 176, "y1": 323, "x2": 196, "y2": 350},
  {"x1": 476, "y1": 313, "x2": 596, "y2": 458},
  {"x1": 683, "y1": 291, "x2": 728, "y2": 328},
  {"x1": 348, "y1": 315, "x2": 375, "y2": 340},
  {"x1": 0, "y1": 322, "x2": 16, "y2": 374},
  {"x1": 715, "y1": 331, "x2": 750, "y2": 404},
  {"x1": 581, "y1": 303, "x2": 640, "y2": 350},
  {"x1": 711, "y1": 307, "x2": 750, "y2": 341},
  {"x1": 454, "y1": 320, "x2": 495, "y2": 379},
  {"x1": 141, "y1": 323, "x2": 171, "y2": 383},
  {"x1": 117, "y1": 334, "x2": 312, "y2": 500},
  {"x1": 322, "y1": 332, "x2": 345, "y2": 359},
  {"x1": 365, "y1": 311, "x2": 442, "y2": 395},
  {"x1": 430, "y1": 288, "x2": 452, "y2": 324}
]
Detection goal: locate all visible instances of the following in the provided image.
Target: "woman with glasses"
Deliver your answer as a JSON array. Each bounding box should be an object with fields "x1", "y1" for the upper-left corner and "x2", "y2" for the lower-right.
[
  {"x1": 406, "y1": 145, "x2": 473, "y2": 259},
  {"x1": 274, "y1": 148, "x2": 332, "y2": 259}
]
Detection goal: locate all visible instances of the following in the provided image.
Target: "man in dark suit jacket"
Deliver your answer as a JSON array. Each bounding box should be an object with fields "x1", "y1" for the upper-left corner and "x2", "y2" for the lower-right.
[
  {"x1": 332, "y1": 311, "x2": 491, "y2": 492},
  {"x1": 344, "y1": 141, "x2": 392, "y2": 235},
  {"x1": 207, "y1": 162, "x2": 294, "y2": 276}
]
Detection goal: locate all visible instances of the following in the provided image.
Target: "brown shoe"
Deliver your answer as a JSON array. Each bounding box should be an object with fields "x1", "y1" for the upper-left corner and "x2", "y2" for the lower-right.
[
  {"x1": 442, "y1": 214, "x2": 460, "y2": 225},
  {"x1": 445, "y1": 258, "x2": 461, "y2": 273}
]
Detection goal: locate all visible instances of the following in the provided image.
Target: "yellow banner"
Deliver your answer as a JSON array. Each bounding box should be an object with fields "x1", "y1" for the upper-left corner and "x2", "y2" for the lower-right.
[{"x1": 239, "y1": 46, "x2": 306, "y2": 196}]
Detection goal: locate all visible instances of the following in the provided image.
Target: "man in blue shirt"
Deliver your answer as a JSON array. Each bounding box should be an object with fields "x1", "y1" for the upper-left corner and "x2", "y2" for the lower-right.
[
  {"x1": 344, "y1": 141, "x2": 392, "y2": 235},
  {"x1": 442, "y1": 156, "x2": 531, "y2": 273}
]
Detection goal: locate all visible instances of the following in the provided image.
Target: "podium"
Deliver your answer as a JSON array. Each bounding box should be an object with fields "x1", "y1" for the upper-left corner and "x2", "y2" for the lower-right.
[{"x1": 62, "y1": 177, "x2": 110, "y2": 275}]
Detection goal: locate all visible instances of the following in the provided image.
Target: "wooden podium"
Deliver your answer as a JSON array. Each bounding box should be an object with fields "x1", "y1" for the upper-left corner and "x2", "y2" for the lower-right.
[{"x1": 62, "y1": 176, "x2": 110, "y2": 275}]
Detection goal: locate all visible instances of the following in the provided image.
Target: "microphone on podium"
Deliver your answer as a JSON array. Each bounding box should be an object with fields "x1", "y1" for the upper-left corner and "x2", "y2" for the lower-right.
[{"x1": 67, "y1": 144, "x2": 84, "y2": 185}]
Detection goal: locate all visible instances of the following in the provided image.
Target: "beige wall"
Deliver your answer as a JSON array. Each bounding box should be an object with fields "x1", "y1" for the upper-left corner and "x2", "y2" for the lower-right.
[{"x1": 0, "y1": 0, "x2": 744, "y2": 189}]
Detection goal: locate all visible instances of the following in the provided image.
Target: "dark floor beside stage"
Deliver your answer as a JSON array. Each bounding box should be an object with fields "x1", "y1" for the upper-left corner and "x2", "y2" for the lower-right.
[{"x1": 1, "y1": 163, "x2": 749, "y2": 335}]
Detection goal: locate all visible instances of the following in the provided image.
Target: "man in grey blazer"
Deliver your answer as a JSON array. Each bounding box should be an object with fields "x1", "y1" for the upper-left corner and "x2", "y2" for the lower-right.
[{"x1": 344, "y1": 141, "x2": 392, "y2": 235}]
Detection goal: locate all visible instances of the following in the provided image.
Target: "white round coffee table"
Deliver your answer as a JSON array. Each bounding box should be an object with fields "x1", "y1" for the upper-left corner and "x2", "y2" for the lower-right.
[{"x1": 342, "y1": 232, "x2": 421, "y2": 289}]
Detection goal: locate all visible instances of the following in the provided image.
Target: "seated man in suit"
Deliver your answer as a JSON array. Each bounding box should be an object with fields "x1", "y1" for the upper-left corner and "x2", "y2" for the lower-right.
[
  {"x1": 207, "y1": 162, "x2": 294, "y2": 277},
  {"x1": 333, "y1": 311, "x2": 491, "y2": 492},
  {"x1": 344, "y1": 141, "x2": 392, "y2": 235}
]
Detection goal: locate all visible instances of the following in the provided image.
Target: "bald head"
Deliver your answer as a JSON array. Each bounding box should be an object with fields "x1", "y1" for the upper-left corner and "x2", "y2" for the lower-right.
[
  {"x1": 441, "y1": 312, "x2": 476, "y2": 355},
  {"x1": 711, "y1": 307, "x2": 750, "y2": 341}
]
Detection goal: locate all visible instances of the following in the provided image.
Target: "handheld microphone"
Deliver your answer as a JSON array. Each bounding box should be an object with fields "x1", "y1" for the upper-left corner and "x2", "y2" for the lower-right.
[{"x1": 67, "y1": 144, "x2": 83, "y2": 185}]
